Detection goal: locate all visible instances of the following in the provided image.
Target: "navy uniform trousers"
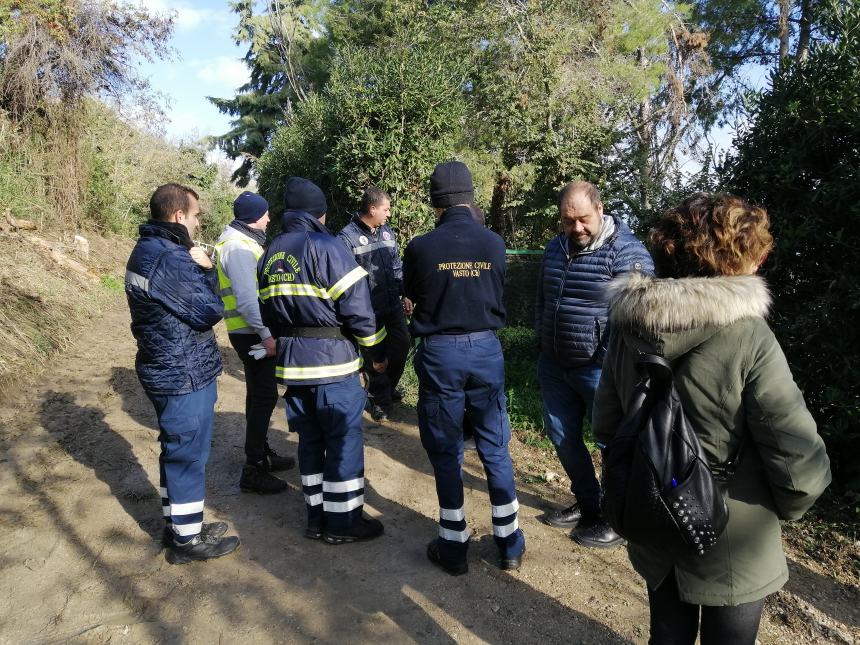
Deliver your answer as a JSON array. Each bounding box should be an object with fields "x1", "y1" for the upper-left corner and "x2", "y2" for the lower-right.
[
  {"x1": 285, "y1": 374, "x2": 367, "y2": 531},
  {"x1": 146, "y1": 380, "x2": 217, "y2": 541},
  {"x1": 414, "y1": 331, "x2": 526, "y2": 564}
]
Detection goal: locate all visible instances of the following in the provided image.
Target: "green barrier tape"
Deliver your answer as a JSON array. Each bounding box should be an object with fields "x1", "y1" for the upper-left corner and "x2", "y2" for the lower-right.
[{"x1": 505, "y1": 249, "x2": 544, "y2": 255}]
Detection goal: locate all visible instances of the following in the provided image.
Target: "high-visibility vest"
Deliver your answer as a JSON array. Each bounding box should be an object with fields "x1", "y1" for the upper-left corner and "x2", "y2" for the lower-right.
[{"x1": 214, "y1": 236, "x2": 264, "y2": 333}]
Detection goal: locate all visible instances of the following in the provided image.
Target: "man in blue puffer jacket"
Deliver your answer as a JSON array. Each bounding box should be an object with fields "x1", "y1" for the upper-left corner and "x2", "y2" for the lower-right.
[
  {"x1": 125, "y1": 183, "x2": 240, "y2": 564},
  {"x1": 535, "y1": 181, "x2": 653, "y2": 549}
]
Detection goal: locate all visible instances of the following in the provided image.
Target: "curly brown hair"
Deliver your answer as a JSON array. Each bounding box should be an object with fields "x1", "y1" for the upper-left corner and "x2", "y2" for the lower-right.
[{"x1": 648, "y1": 193, "x2": 774, "y2": 278}]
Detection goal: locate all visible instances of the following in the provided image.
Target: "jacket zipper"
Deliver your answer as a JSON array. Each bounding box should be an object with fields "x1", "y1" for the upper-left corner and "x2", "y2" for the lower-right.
[{"x1": 552, "y1": 236, "x2": 570, "y2": 355}]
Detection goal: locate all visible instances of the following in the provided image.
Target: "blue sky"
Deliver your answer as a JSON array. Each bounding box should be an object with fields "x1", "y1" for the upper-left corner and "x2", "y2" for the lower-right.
[{"x1": 135, "y1": 0, "x2": 249, "y2": 142}]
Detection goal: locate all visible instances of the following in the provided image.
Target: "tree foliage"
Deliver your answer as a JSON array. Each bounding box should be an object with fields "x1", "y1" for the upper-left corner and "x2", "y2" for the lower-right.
[{"x1": 724, "y1": 0, "x2": 860, "y2": 491}]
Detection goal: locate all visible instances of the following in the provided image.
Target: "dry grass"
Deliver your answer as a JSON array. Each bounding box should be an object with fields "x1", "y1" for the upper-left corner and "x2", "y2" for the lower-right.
[{"x1": 0, "y1": 229, "x2": 132, "y2": 400}]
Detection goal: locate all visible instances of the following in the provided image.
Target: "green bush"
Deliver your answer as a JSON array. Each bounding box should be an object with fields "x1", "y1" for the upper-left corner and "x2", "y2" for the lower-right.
[{"x1": 724, "y1": 0, "x2": 860, "y2": 492}]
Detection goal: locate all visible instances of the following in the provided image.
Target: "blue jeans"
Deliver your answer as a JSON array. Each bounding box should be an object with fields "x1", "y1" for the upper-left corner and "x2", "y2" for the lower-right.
[{"x1": 537, "y1": 354, "x2": 602, "y2": 514}]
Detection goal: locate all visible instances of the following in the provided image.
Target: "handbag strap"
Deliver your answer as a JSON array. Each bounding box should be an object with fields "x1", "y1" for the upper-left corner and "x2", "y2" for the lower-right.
[{"x1": 636, "y1": 351, "x2": 746, "y2": 482}]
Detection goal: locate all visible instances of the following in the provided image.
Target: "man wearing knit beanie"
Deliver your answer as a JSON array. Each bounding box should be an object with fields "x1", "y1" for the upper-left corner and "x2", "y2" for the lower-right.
[
  {"x1": 215, "y1": 191, "x2": 296, "y2": 495},
  {"x1": 403, "y1": 161, "x2": 526, "y2": 575},
  {"x1": 258, "y1": 176, "x2": 388, "y2": 544}
]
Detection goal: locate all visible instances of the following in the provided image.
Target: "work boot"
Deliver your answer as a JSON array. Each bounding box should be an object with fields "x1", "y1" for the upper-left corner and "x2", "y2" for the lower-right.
[
  {"x1": 161, "y1": 521, "x2": 227, "y2": 548},
  {"x1": 166, "y1": 533, "x2": 241, "y2": 565},
  {"x1": 305, "y1": 519, "x2": 324, "y2": 540},
  {"x1": 500, "y1": 547, "x2": 525, "y2": 571},
  {"x1": 541, "y1": 503, "x2": 583, "y2": 529},
  {"x1": 323, "y1": 516, "x2": 384, "y2": 545},
  {"x1": 571, "y1": 520, "x2": 625, "y2": 549},
  {"x1": 368, "y1": 402, "x2": 389, "y2": 422},
  {"x1": 265, "y1": 445, "x2": 296, "y2": 472},
  {"x1": 426, "y1": 539, "x2": 468, "y2": 576},
  {"x1": 240, "y1": 463, "x2": 288, "y2": 494}
]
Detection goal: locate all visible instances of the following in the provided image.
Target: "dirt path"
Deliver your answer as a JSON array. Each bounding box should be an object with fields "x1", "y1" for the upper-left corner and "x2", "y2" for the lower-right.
[{"x1": 0, "y1": 300, "x2": 857, "y2": 644}]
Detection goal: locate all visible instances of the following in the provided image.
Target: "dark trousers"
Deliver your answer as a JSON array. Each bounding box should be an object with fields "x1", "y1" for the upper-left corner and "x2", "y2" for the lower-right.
[
  {"x1": 229, "y1": 333, "x2": 279, "y2": 464},
  {"x1": 648, "y1": 571, "x2": 765, "y2": 645},
  {"x1": 285, "y1": 374, "x2": 367, "y2": 531},
  {"x1": 415, "y1": 331, "x2": 525, "y2": 563},
  {"x1": 537, "y1": 354, "x2": 603, "y2": 513},
  {"x1": 366, "y1": 312, "x2": 411, "y2": 406},
  {"x1": 146, "y1": 381, "x2": 217, "y2": 540}
]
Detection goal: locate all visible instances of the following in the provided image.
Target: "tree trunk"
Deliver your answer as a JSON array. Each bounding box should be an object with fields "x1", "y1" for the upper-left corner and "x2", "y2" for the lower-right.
[
  {"x1": 795, "y1": 0, "x2": 813, "y2": 62},
  {"x1": 778, "y1": 0, "x2": 792, "y2": 69},
  {"x1": 488, "y1": 172, "x2": 512, "y2": 241}
]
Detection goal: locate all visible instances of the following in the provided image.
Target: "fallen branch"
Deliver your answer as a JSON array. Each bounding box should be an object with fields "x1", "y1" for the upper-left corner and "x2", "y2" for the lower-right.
[
  {"x1": 5, "y1": 209, "x2": 38, "y2": 231},
  {"x1": 23, "y1": 234, "x2": 100, "y2": 282}
]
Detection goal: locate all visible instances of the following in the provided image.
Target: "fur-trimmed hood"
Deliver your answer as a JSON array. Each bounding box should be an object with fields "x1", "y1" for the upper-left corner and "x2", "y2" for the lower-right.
[{"x1": 608, "y1": 273, "x2": 771, "y2": 333}]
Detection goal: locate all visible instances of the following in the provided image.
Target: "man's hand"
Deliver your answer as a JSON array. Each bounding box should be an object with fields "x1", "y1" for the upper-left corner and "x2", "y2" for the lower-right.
[
  {"x1": 372, "y1": 358, "x2": 389, "y2": 374},
  {"x1": 402, "y1": 297, "x2": 414, "y2": 316},
  {"x1": 189, "y1": 246, "x2": 213, "y2": 269},
  {"x1": 262, "y1": 335, "x2": 277, "y2": 358}
]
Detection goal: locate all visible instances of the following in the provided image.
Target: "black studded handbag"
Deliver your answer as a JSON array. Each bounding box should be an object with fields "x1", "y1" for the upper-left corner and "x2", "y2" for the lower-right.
[{"x1": 601, "y1": 353, "x2": 744, "y2": 556}]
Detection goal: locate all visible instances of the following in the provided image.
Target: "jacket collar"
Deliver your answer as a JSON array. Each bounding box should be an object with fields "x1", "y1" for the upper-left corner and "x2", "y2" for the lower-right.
[
  {"x1": 351, "y1": 213, "x2": 377, "y2": 234},
  {"x1": 608, "y1": 273, "x2": 771, "y2": 333},
  {"x1": 557, "y1": 214, "x2": 627, "y2": 258},
  {"x1": 228, "y1": 220, "x2": 268, "y2": 246},
  {"x1": 437, "y1": 206, "x2": 474, "y2": 227},
  {"x1": 280, "y1": 210, "x2": 331, "y2": 235},
  {"x1": 139, "y1": 220, "x2": 193, "y2": 249}
]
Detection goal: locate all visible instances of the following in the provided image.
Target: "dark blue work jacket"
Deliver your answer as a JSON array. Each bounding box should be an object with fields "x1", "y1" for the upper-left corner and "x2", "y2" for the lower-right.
[
  {"x1": 258, "y1": 210, "x2": 386, "y2": 386},
  {"x1": 337, "y1": 215, "x2": 403, "y2": 320},
  {"x1": 535, "y1": 215, "x2": 653, "y2": 367},
  {"x1": 125, "y1": 221, "x2": 223, "y2": 395},
  {"x1": 403, "y1": 206, "x2": 507, "y2": 337}
]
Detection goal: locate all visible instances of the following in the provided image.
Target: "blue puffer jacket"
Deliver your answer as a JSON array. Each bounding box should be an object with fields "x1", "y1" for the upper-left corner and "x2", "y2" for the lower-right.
[
  {"x1": 337, "y1": 214, "x2": 403, "y2": 320},
  {"x1": 535, "y1": 215, "x2": 653, "y2": 367},
  {"x1": 125, "y1": 221, "x2": 223, "y2": 395}
]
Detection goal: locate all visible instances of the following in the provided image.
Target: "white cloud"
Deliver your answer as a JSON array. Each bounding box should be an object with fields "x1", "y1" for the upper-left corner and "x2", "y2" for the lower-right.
[
  {"x1": 196, "y1": 56, "x2": 249, "y2": 92},
  {"x1": 132, "y1": 0, "x2": 217, "y2": 31}
]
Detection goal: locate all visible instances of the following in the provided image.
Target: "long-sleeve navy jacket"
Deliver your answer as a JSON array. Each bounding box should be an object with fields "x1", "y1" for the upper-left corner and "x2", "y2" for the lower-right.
[
  {"x1": 258, "y1": 210, "x2": 386, "y2": 386},
  {"x1": 535, "y1": 215, "x2": 654, "y2": 367},
  {"x1": 403, "y1": 206, "x2": 507, "y2": 337},
  {"x1": 125, "y1": 221, "x2": 224, "y2": 395},
  {"x1": 337, "y1": 214, "x2": 403, "y2": 320}
]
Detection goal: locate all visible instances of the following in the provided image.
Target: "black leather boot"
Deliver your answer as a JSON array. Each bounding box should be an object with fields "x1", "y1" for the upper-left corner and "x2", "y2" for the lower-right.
[
  {"x1": 166, "y1": 533, "x2": 241, "y2": 565},
  {"x1": 323, "y1": 516, "x2": 384, "y2": 544},
  {"x1": 265, "y1": 444, "x2": 296, "y2": 472},
  {"x1": 240, "y1": 462, "x2": 288, "y2": 494}
]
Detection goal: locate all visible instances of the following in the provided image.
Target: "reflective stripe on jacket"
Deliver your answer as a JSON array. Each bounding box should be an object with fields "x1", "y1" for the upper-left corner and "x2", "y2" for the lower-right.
[
  {"x1": 258, "y1": 210, "x2": 386, "y2": 386},
  {"x1": 125, "y1": 221, "x2": 223, "y2": 395},
  {"x1": 214, "y1": 227, "x2": 265, "y2": 334}
]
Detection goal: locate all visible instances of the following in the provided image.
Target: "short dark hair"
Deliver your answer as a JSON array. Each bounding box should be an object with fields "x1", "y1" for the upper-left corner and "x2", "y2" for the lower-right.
[
  {"x1": 648, "y1": 193, "x2": 773, "y2": 278},
  {"x1": 558, "y1": 181, "x2": 601, "y2": 210},
  {"x1": 359, "y1": 186, "x2": 390, "y2": 214},
  {"x1": 150, "y1": 183, "x2": 200, "y2": 221}
]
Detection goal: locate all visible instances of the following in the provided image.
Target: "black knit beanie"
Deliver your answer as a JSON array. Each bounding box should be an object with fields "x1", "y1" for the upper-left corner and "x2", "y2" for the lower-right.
[
  {"x1": 283, "y1": 177, "x2": 327, "y2": 218},
  {"x1": 233, "y1": 191, "x2": 269, "y2": 223},
  {"x1": 429, "y1": 161, "x2": 474, "y2": 208}
]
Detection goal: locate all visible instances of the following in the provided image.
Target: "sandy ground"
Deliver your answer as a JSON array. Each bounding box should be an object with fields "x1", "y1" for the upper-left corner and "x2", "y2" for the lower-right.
[{"x1": 0, "y1": 301, "x2": 857, "y2": 645}]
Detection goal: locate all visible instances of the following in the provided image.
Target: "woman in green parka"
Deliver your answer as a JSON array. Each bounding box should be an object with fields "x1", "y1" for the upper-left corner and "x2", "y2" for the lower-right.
[{"x1": 592, "y1": 193, "x2": 831, "y2": 645}]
